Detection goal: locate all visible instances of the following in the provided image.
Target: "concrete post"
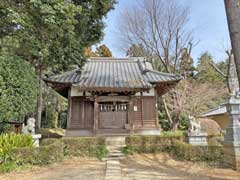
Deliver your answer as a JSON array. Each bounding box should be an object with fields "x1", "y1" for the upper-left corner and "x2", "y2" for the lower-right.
[{"x1": 224, "y1": 94, "x2": 240, "y2": 171}]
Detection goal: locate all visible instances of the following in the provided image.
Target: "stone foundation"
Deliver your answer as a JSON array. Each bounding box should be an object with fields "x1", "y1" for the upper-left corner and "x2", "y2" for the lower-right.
[{"x1": 223, "y1": 142, "x2": 240, "y2": 170}]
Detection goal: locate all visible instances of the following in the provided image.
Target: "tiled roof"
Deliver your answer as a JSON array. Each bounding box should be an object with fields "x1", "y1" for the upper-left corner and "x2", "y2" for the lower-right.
[
  {"x1": 201, "y1": 106, "x2": 227, "y2": 117},
  {"x1": 44, "y1": 57, "x2": 181, "y2": 91}
]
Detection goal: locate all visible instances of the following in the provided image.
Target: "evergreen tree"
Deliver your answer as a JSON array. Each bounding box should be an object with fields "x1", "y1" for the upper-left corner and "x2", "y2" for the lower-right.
[
  {"x1": 96, "y1": 44, "x2": 112, "y2": 57},
  {"x1": 0, "y1": 53, "x2": 38, "y2": 122},
  {"x1": 196, "y1": 52, "x2": 225, "y2": 84},
  {"x1": 0, "y1": 0, "x2": 116, "y2": 128}
]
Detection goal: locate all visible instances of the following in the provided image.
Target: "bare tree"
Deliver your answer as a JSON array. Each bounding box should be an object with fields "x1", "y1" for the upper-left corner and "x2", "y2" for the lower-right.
[
  {"x1": 118, "y1": 0, "x2": 193, "y2": 73},
  {"x1": 117, "y1": 0, "x2": 195, "y2": 130}
]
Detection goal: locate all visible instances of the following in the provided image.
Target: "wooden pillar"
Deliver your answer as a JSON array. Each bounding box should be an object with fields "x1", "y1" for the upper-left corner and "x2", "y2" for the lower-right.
[
  {"x1": 93, "y1": 95, "x2": 99, "y2": 133},
  {"x1": 67, "y1": 88, "x2": 72, "y2": 129},
  {"x1": 155, "y1": 89, "x2": 160, "y2": 128},
  {"x1": 128, "y1": 95, "x2": 133, "y2": 133},
  {"x1": 141, "y1": 92, "x2": 144, "y2": 127}
]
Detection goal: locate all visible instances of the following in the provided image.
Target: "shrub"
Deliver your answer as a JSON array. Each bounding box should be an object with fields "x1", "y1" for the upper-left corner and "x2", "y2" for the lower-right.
[
  {"x1": 124, "y1": 135, "x2": 224, "y2": 164},
  {"x1": 46, "y1": 106, "x2": 58, "y2": 128},
  {"x1": 0, "y1": 161, "x2": 18, "y2": 173},
  {"x1": 160, "y1": 130, "x2": 184, "y2": 138},
  {"x1": 62, "y1": 137, "x2": 108, "y2": 159},
  {"x1": 170, "y1": 140, "x2": 224, "y2": 163},
  {"x1": 40, "y1": 138, "x2": 62, "y2": 146},
  {"x1": 41, "y1": 137, "x2": 108, "y2": 159},
  {"x1": 0, "y1": 133, "x2": 33, "y2": 163},
  {"x1": 3, "y1": 136, "x2": 107, "y2": 171},
  {"x1": 10, "y1": 141, "x2": 64, "y2": 166},
  {"x1": 125, "y1": 135, "x2": 182, "y2": 153},
  {"x1": 59, "y1": 111, "x2": 67, "y2": 129},
  {"x1": 0, "y1": 122, "x2": 10, "y2": 134}
]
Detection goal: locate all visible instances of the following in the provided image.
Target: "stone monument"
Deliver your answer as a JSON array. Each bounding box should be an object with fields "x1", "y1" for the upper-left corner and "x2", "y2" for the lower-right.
[
  {"x1": 22, "y1": 117, "x2": 41, "y2": 147},
  {"x1": 186, "y1": 116, "x2": 208, "y2": 146},
  {"x1": 223, "y1": 94, "x2": 240, "y2": 171}
]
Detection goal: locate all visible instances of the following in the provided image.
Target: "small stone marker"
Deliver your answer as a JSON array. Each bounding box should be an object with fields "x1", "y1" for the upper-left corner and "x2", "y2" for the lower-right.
[{"x1": 186, "y1": 131, "x2": 208, "y2": 146}]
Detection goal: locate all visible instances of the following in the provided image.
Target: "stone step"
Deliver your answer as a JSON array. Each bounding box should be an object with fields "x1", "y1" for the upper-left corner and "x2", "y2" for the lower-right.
[
  {"x1": 105, "y1": 136, "x2": 126, "y2": 146},
  {"x1": 103, "y1": 156, "x2": 125, "y2": 161},
  {"x1": 108, "y1": 149, "x2": 122, "y2": 153},
  {"x1": 108, "y1": 152, "x2": 124, "y2": 157},
  {"x1": 107, "y1": 145, "x2": 124, "y2": 151}
]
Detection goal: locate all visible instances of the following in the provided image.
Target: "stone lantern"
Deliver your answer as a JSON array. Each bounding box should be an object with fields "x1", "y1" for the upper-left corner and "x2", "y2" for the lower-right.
[{"x1": 223, "y1": 94, "x2": 240, "y2": 170}]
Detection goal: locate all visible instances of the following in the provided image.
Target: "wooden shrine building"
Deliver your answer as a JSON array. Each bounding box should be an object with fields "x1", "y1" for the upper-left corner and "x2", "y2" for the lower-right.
[{"x1": 44, "y1": 57, "x2": 181, "y2": 135}]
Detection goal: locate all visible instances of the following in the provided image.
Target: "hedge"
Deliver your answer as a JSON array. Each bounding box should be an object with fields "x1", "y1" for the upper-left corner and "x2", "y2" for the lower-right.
[
  {"x1": 124, "y1": 135, "x2": 183, "y2": 153},
  {"x1": 62, "y1": 137, "x2": 107, "y2": 158},
  {"x1": 0, "y1": 136, "x2": 107, "y2": 173},
  {"x1": 170, "y1": 140, "x2": 223, "y2": 163},
  {"x1": 41, "y1": 137, "x2": 108, "y2": 159},
  {"x1": 10, "y1": 141, "x2": 64, "y2": 166},
  {"x1": 123, "y1": 135, "x2": 224, "y2": 164}
]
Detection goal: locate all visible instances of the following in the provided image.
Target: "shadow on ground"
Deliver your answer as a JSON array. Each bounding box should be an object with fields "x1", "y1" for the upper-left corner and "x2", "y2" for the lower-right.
[{"x1": 120, "y1": 153, "x2": 240, "y2": 180}]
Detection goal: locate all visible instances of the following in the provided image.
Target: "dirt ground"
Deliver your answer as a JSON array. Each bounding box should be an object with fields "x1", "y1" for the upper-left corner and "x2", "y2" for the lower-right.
[
  {"x1": 0, "y1": 154, "x2": 240, "y2": 180},
  {"x1": 0, "y1": 157, "x2": 105, "y2": 180},
  {"x1": 121, "y1": 153, "x2": 240, "y2": 180}
]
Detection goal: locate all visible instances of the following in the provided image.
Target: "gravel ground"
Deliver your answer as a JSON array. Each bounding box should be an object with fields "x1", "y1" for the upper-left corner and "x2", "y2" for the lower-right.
[
  {"x1": 121, "y1": 153, "x2": 240, "y2": 180},
  {"x1": 0, "y1": 157, "x2": 105, "y2": 180}
]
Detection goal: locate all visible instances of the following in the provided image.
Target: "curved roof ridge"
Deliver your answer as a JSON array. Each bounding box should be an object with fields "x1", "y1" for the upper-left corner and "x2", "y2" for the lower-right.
[
  {"x1": 88, "y1": 57, "x2": 139, "y2": 61},
  {"x1": 146, "y1": 69, "x2": 182, "y2": 78}
]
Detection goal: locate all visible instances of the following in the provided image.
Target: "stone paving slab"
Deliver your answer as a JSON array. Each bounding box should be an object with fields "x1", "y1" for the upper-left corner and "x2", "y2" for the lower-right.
[{"x1": 105, "y1": 160, "x2": 121, "y2": 180}]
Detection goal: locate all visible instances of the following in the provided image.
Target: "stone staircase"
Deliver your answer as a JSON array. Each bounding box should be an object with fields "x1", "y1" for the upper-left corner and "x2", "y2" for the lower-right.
[{"x1": 103, "y1": 136, "x2": 126, "y2": 160}]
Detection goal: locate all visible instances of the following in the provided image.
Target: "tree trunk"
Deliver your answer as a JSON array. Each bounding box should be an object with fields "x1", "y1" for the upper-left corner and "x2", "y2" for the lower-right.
[
  {"x1": 171, "y1": 121, "x2": 179, "y2": 131},
  {"x1": 36, "y1": 66, "x2": 43, "y2": 129},
  {"x1": 162, "y1": 96, "x2": 173, "y2": 125},
  {"x1": 224, "y1": 0, "x2": 240, "y2": 88}
]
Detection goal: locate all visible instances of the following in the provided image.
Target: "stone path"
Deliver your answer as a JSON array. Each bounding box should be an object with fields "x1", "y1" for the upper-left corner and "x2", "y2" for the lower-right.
[
  {"x1": 104, "y1": 136, "x2": 126, "y2": 180},
  {"x1": 105, "y1": 160, "x2": 121, "y2": 180}
]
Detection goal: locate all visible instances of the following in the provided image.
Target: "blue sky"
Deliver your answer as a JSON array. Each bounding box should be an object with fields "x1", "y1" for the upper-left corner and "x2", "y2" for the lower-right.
[{"x1": 101, "y1": 0, "x2": 230, "y2": 63}]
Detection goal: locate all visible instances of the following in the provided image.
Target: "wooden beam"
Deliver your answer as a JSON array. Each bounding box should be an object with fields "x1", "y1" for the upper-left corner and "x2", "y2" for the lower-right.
[
  {"x1": 67, "y1": 88, "x2": 72, "y2": 129},
  {"x1": 98, "y1": 96, "x2": 129, "y2": 102}
]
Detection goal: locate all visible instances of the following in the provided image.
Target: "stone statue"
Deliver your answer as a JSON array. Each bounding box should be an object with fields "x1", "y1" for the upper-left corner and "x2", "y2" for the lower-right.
[
  {"x1": 187, "y1": 116, "x2": 208, "y2": 146},
  {"x1": 188, "y1": 116, "x2": 201, "y2": 133},
  {"x1": 22, "y1": 117, "x2": 36, "y2": 134}
]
